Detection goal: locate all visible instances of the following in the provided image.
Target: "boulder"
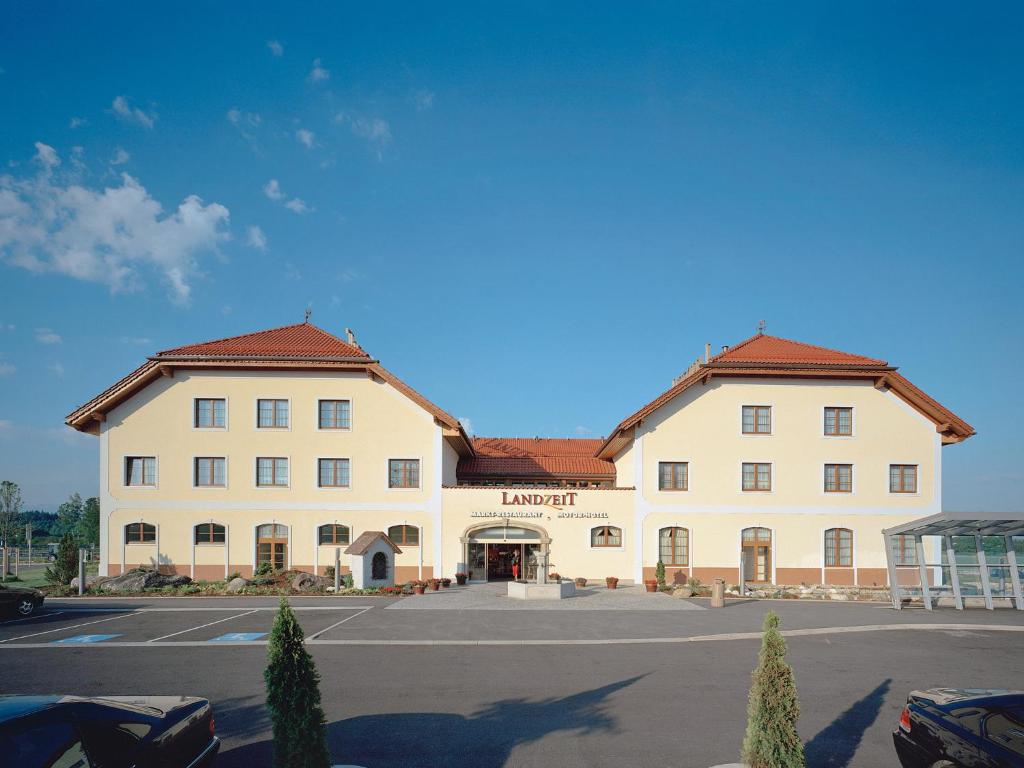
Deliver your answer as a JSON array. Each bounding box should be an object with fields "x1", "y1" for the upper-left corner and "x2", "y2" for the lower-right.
[
  {"x1": 671, "y1": 586, "x2": 694, "y2": 598},
  {"x1": 291, "y1": 572, "x2": 330, "y2": 591},
  {"x1": 70, "y1": 575, "x2": 111, "y2": 590},
  {"x1": 99, "y1": 569, "x2": 192, "y2": 592},
  {"x1": 225, "y1": 577, "x2": 249, "y2": 593}
]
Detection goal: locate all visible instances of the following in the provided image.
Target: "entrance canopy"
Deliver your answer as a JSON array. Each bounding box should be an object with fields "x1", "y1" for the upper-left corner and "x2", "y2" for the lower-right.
[{"x1": 883, "y1": 511, "x2": 1024, "y2": 611}]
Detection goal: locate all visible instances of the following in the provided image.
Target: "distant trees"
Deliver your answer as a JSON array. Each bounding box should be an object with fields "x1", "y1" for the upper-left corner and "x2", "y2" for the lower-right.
[
  {"x1": 77, "y1": 497, "x2": 100, "y2": 547},
  {"x1": 55, "y1": 493, "x2": 84, "y2": 538},
  {"x1": 0, "y1": 481, "x2": 22, "y2": 550}
]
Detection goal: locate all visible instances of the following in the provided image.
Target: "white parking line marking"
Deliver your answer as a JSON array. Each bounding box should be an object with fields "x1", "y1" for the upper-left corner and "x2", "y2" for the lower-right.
[
  {"x1": 148, "y1": 610, "x2": 258, "y2": 642},
  {"x1": 43, "y1": 606, "x2": 372, "y2": 612},
  {"x1": 0, "y1": 611, "x2": 138, "y2": 643},
  {"x1": 306, "y1": 607, "x2": 373, "y2": 640},
  {"x1": 0, "y1": 610, "x2": 65, "y2": 625}
]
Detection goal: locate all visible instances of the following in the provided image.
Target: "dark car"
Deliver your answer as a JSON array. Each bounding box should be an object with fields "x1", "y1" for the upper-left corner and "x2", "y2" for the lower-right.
[
  {"x1": 894, "y1": 688, "x2": 1024, "y2": 767},
  {"x1": 0, "y1": 695, "x2": 219, "y2": 767},
  {"x1": 0, "y1": 582, "x2": 44, "y2": 616}
]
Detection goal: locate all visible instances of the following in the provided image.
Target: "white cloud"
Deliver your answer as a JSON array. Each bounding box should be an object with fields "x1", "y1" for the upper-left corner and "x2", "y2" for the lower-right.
[
  {"x1": 296, "y1": 128, "x2": 315, "y2": 149},
  {"x1": 267, "y1": 40, "x2": 283, "y2": 57},
  {"x1": 458, "y1": 417, "x2": 475, "y2": 436},
  {"x1": 227, "y1": 109, "x2": 261, "y2": 127},
  {"x1": 574, "y1": 425, "x2": 594, "y2": 436},
  {"x1": 283, "y1": 198, "x2": 308, "y2": 214},
  {"x1": 263, "y1": 179, "x2": 309, "y2": 214},
  {"x1": 336, "y1": 113, "x2": 392, "y2": 153},
  {"x1": 308, "y1": 58, "x2": 330, "y2": 83},
  {"x1": 0, "y1": 144, "x2": 230, "y2": 304},
  {"x1": 414, "y1": 89, "x2": 435, "y2": 111},
  {"x1": 48, "y1": 362, "x2": 65, "y2": 377},
  {"x1": 111, "y1": 147, "x2": 130, "y2": 165},
  {"x1": 0, "y1": 362, "x2": 14, "y2": 377},
  {"x1": 245, "y1": 224, "x2": 267, "y2": 250},
  {"x1": 34, "y1": 142, "x2": 60, "y2": 169},
  {"x1": 119, "y1": 336, "x2": 152, "y2": 346},
  {"x1": 110, "y1": 96, "x2": 156, "y2": 129},
  {"x1": 69, "y1": 116, "x2": 86, "y2": 129},
  {"x1": 34, "y1": 327, "x2": 62, "y2": 344},
  {"x1": 263, "y1": 179, "x2": 284, "y2": 201}
]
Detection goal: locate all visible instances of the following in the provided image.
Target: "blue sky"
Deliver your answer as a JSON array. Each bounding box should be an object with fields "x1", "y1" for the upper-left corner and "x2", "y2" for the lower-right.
[{"x1": 1, "y1": 3, "x2": 1021, "y2": 511}]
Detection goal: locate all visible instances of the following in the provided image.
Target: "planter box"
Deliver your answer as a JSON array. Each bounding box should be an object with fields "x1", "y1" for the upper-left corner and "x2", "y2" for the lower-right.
[{"x1": 507, "y1": 581, "x2": 576, "y2": 600}]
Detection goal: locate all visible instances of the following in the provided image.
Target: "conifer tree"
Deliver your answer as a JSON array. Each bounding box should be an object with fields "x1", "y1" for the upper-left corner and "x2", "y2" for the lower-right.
[
  {"x1": 264, "y1": 598, "x2": 331, "y2": 768},
  {"x1": 45, "y1": 532, "x2": 79, "y2": 586},
  {"x1": 741, "y1": 611, "x2": 805, "y2": 768}
]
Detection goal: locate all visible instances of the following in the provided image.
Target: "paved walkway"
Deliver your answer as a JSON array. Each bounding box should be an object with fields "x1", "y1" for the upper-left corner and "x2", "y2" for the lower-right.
[{"x1": 386, "y1": 582, "x2": 704, "y2": 610}]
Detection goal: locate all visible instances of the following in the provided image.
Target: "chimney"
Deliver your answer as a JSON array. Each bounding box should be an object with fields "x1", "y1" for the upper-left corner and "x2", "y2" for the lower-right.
[
  {"x1": 721, "y1": 345, "x2": 729, "y2": 353},
  {"x1": 704, "y1": 343, "x2": 711, "y2": 363},
  {"x1": 345, "y1": 327, "x2": 356, "y2": 345}
]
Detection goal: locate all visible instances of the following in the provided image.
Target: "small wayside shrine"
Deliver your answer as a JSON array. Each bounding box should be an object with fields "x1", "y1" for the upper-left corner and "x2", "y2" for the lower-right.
[{"x1": 344, "y1": 531, "x2": 402, "y2": 589}]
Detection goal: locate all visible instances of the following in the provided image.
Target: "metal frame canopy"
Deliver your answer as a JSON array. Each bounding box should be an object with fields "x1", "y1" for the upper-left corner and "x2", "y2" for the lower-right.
[{"x1": 883, "y1": 511, "x2": 1024, "y2": 611}]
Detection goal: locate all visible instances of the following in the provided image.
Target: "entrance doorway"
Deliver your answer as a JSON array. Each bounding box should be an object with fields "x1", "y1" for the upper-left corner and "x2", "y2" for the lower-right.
[
  {"x1": 741, "y1": 527, "x2": 772, "y2": 583},
  {"x1": 257, "y1": 523, "x2": 288, "y2": 571},
  {"x1": 464, "y1": 525, "x2": 545, "y2": 582}
]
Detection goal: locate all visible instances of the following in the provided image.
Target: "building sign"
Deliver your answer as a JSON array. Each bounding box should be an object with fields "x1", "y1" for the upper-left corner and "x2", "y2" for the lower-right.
[
  {"x1": 470, "y1": 511, "x2": 544, "y2": 519},
  {"x1": 500, "y1": 491, "x2": 577, "y2": 508}
]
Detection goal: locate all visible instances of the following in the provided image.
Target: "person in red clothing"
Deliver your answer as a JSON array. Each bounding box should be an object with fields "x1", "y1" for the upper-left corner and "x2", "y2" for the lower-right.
[{"x1": 511, "y1": 549, "x2": 520, "y2": 581}]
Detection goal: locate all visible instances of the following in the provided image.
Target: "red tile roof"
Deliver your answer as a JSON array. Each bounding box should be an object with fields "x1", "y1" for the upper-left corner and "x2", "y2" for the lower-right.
[
  {"x1": 157, "y1": 322, "x2": 371, "y2": 360},
  {"x1": 459, "y1": 437, "x2": 615, "y2": 479},
  {"x1": 709, "y1": 334, "x2": 886, "y2": 367}
]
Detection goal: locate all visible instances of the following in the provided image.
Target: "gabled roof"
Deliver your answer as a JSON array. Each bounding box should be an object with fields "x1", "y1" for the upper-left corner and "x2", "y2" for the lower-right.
[
  {"x1": 708, "y1": 333, "x2": 886, "y2": 367},
  {"x1": 457, "y1": 437, "x2": 615, "y2": 481},
  {"x1": 156, "y1": 322, "x2": 371, "y2": 360},
  {"x1": 596, "y1": 333, "x2": 974, "y2": 458},
  {"x1": 65, "y1": 323, "x2": 471, "y2": 452},
  {"x1": 344, "y1": 531, "x2": 402, "y2": 555}
]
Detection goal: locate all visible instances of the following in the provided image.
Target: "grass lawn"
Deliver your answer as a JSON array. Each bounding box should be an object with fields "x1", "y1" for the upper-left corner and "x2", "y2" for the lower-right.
[{"x1": 2, "y1": 562, "x2": 98, "y2": 589}]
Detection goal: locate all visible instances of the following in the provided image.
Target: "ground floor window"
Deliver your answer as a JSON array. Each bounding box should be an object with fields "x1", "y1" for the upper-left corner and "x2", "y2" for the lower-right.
[
  {"x1": 318, "y1": 523, "x2": 350, "y2": 545},
  {"x1": 125, "y1": 522, "x2": 156, "y2": 543},
  {"x1": 658, "y1": 527, "x2": 689, "y2": 566},
  {"x1": 194, "y1": 522, "x2": 226, "y2": 544},
  {"x1": 590, "y1": 526, "x2": 622, "y2": 547},
  {"x1": 824, "y1": 527, "x2": 852, "y2": 567},
  {"x1": 388, "y1": 524, "x2": 419, "y2": 546}
]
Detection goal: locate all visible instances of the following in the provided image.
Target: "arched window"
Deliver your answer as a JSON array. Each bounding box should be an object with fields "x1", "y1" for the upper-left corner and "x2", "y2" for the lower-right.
[
  {"x1": 318, "y1": 524, "x2": 351, "y2": 545},
  {"x1": 388, "y1": 525, "x2": 419, "y2": 546},
  {"x1": 824, "y1": 528, "x2": 853, "y2": 567},
  {"x1": 371, "y1": 551, "x2": 388, "y2": 580},
  {"x1": 591, "y1": 526, "x2": 622, "y2": 548},
  {"x1": 125, "y1": 522, "x2": 156, "y2": 543},
  {"x1": 194, "y1": 523, "x2": 226, "y2": 545},
  {"x1": 659, "y1": 527, "x2": 689, "y2": 566}
]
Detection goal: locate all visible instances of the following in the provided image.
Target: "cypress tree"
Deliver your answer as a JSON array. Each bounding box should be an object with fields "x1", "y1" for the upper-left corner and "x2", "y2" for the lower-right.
[
  {"x1": 741, "y1": 611, "x2": 805, "y2": 768},
  {"x1": 45, "y1": 532, "x2": 79, "y2": 586},
  {"x1": 264, "y1": 598, "x2": 331, "y2": 768}
]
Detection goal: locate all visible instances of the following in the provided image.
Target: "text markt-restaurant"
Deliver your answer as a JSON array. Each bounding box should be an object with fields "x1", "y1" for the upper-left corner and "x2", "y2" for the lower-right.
[{"x1": 66, "y1": 322, "x2": 974, "y2": 587}]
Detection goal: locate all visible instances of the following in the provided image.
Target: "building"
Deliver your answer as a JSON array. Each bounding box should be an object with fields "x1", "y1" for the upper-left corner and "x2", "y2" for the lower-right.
[{"x1": 66, "y1": 322, "x2": 974, "y2": 587}]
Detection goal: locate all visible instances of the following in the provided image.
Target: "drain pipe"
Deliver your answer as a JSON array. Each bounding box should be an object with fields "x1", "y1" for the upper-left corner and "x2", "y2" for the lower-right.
[{"x1": 418, "y1": 525, "x2": 423, "y2": 581}]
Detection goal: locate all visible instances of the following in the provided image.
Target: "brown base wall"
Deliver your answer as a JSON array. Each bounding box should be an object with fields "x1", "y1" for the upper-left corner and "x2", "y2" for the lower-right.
[
  {"x1": 775, "y1": 568, "x2": 821, "y2": 585},
  {"x1": 824, "y1": 568, "x2": 855, "y2": 586},
  {"x1": 691, "y1": 567, "x2": 741, "y2": 584},
  {"x1": 395, "y1": 565, "x2": 432, "y2": 582}
]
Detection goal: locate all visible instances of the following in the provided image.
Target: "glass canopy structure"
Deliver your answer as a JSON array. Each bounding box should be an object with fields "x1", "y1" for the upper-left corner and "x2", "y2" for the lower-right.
[{"x1": 883, "y1": 512, "x2": 1024, "y2": 611}]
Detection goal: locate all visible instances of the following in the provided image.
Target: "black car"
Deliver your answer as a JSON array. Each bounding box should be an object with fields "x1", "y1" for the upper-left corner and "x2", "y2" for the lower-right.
[
  {"x1": 0, "y1": 582, "x2": 44, "y2": 616},
  {"x1": 0, "y1": 695, "x2": 219, "y2": 767},
  {"x1": 894, "y1": 688, "x2": 1024, "y2": 767}
]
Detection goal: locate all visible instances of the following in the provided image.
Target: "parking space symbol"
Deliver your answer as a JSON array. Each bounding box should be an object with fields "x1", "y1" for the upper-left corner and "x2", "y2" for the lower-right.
[
  {"x1": 208, "y1": 632, "x2": 266, "y2": 643},
  {"x1": 52, "y1": 634, "x2": 122, "y2": 645}
]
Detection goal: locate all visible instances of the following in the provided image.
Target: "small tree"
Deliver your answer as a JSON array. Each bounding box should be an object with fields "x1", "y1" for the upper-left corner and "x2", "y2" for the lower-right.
[
  {"x1": 655, "y1": 560, "x2": 666, "y2": 587},
  {"x1": 264, "y1": 598, "x2": 331, "y2": 768},
  {"x1": 0, "y1": 480, "x2": 22, "y2": 552},
  {"x1": 76, "y1": 497, "x2": 100, "y2": 548},
  {"x1": 55, "y1": 493, "x2": 84, "y2": 538},
  {"x1": 45, "y1": 532, "x2": 79, "y2": 586},
  {"x1": 742, "y1": 611, "x2": 805, "y2": 768}
]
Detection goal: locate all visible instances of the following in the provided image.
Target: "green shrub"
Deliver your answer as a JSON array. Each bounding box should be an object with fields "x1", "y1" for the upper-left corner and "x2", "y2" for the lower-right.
[
  {"x1": 655, "y1": 560, "x2": 666, "y2": 587},
  {"x1": 45, "y1": 532, "x2": 79, "y2": 586},
  {"x1": 323, "y1": 565, "x2": 335, "y2": 579},
  {"x1": 741, "y1": 611, "x2": 805, "y2": 768},
  {"x1": 227, "y1": 571, "x2": 242, "y2": 581},
  {"x1": 265, "y1": 598, "x2": 330, "y2": 768},
  {"x1": 254, "y1": 561, "x2": 273, "y2": 577},
  {"x1": 343, "y1": 572, "x2": 353, "y2": 589},
  {"x1": 687, "y1": 576, "x2": 702, "y2": 589}
]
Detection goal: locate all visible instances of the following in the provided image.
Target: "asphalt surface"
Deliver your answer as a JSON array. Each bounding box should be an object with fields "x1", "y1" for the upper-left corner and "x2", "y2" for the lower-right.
[{"x1": 2, "y1": 595, "x2": 1022, "y2": 767}]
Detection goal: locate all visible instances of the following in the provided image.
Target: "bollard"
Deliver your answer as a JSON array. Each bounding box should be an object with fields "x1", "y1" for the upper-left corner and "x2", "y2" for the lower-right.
[
  {"x1": 1, "y1": 547, "x2": 7, "y2": 582},
  {"x1": 710, "y1": 577, "x2": 725, "y2": 608},
  {"x1": 13, "y1": 548, "x2": 18, "y2": 577},
  {"x1": 79, "y1": 548, "x2": 87, "y2": 596},
  {"x1": 334, "y1": 548, "x2": 341, "y2": 593}
]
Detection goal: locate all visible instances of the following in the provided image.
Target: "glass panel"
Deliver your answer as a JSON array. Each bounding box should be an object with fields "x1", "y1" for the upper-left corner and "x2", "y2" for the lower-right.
[
  {"x1": 258, "y1": 400, "x2": 273, "y2": 427},
  {"x1": 838, "y1": 408, "x2": 852, "y2": 434},
  {"x1": 742, "y1": 464, "x2": 755, "y2": 489},
  {"x1": 275, "y1": 400, "x2": 288, "y2": 428},
  {"x1": 607, "y1": 527, "x2": 621, "y2": 546},
  {"x1": 988, "y1": 566, "x2": 1014, "y2": 597},
  {"x1": 982, "y1": 535, "x2": 1008, "y2": 565},
  {"x1": 742, "y1": 407, "x2": 755, "y2": 433},
  {"x1": 824, "y1": 408, "x2": 837, "y2": 434},
  {"x1": 274, "y1": 459, "x2": 288, "y2": 486},
  {"x1": 757, "y1": 408, "x2": 770, "y2": 433},
  {"x1": 757, "y1": 464, "x2": 770, "y2": 489},
  {"x1": 957, "y1": 566, "x2": 983, "y2": 595},
  {"x1": 468, "y1": 542, "x2": 486, "y2": 578},
  {"x1": 257, "y1": 459, "x2": 272, "y2": 486}
]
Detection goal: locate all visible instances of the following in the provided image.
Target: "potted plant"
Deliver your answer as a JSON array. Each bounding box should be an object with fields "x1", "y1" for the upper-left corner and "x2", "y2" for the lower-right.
[
  {"x1": 412, "y1": 580, "x2": 426, "y2": 595},
  {"x1": 574, "y1": 577, "x2": 587, "y2": 587},
  {"x1": 441, "y1": 578, "x2": 452, "y2": 588},
  {"x1": 655, "y1": 560, "x2": 666, "y2": 588},
  {"x1": 643, "y1": 578, "x2": 658, "y2": 593},
  {"x1": 455, "y1": 572, "x2": 468, "y2": 586},
  {"x1": 549, "y1": 572, "x2": 561, "y2": 583},
  {"x1": 427, "y1": 578, "x2": 440, "y2": 591},
  {"x1": 605, "y1": 576, "x2": 619, "y2": 589}
]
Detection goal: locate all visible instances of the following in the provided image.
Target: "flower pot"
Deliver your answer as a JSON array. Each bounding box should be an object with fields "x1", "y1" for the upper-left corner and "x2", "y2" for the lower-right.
[
  {"x1": 455, "y1": 574, "x2": 468, "y2": 586},
  {"x1": 413, "y1": 585, "x2": 425, "y2": 595},
  {"x1": 605, "y1": 577, "x2": 619, "y2": 589},
  {"x1": 441, "y1": 579, "x2": 451, "y2": 588},
  {"x1": 644, "y1": 579, "x2": 658, "y2": 593},
  {"x1": 574, "y1": 578, "x2": 587, "y2": 588},
  {"x1": 428, "y1": 580, "x2": 440, "y2": 591}
]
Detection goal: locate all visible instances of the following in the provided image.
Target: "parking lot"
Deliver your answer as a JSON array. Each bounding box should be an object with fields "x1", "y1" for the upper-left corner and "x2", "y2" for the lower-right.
[{"x1": 3, "y1": 596, "x2": 1024, "y2": 767}]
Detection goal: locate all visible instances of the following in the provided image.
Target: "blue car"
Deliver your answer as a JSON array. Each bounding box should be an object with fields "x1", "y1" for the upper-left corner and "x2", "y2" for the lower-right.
[{"x1": 894, "y1": 688, "x2": 1024, "y2": 767}]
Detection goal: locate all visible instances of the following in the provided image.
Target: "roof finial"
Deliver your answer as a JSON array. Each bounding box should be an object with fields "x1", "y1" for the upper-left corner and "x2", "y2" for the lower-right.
[
  {"x1": 304, "y1": 307, "x2": 312, "y2": 324},
  {"x1": 757, "y1": 319, "x2": 766, "y2": 336}
]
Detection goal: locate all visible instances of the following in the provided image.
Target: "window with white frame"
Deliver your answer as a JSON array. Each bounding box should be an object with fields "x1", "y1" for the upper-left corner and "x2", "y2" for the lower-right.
[
  {"x1": 318, "y1": 399, "x2": 351, "y2": 430},
  {"x1": 194, "y1": 523, "x2": 226, "y2": 544},
  {"x1": 824, "y1": 464, "x2": 853, "y2": 493},
  {"x1": 742, "y1": 462, "x2": 771, "y2": 491},
  {"x1": 824, "y1": 407, "x2": 852, "y2": 436},
  {"x1": 125, "y1": 522, "x2": 156, "y2": 543},
  {"x1": 388, "y1": 459, "x2": 420, "y2": 489},
  {"x1": 590, "y1": 526, "x2": 622, "y2": 547},
  {"x1": 658, "y1": 462, "x2": 688, "y2": 491},
  {"x1": 659, "y1": 527, "x2": 689, "y2": 566},
  {"x1": 194, "y1": 398, "x2": 226, "y2": 428},
  {"x1": 890, "y1": 464, "x2": 918, "y2": 493},
  {"x1": 318, "y1": 458, "x2": 351, "y2": 488},
  {"x1": 742, "y1": 405, "x2": 771, "y2": 434},
  {"x1": 318, "y1": 523, "x2": 350, "y2": 545},
  {"x1": 824, "y1": 528, "x2": 852, "y2": 567}
]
